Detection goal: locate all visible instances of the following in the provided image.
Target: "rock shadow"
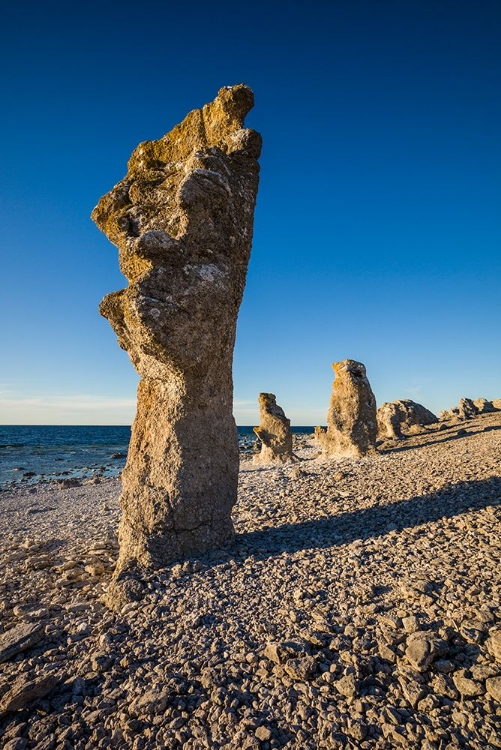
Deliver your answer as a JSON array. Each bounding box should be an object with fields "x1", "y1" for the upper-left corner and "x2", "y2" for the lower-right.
[
  {"x1": 233, "y1": 476, "x2": 501, "y2": 557},
  {"x1": 379, "y1": 423, "x2": 501, "y2": 455}
]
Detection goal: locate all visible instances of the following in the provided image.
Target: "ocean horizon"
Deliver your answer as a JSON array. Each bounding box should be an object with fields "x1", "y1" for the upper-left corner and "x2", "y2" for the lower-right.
[{"x1": 0, "y1": 424, "x2": 318, "y2": 489}]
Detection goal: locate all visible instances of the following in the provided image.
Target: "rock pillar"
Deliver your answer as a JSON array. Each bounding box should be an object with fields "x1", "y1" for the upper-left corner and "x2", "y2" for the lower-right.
[
  {"x1": 92, "y1": 85, "x2": 261, "y2": 576},
  {"x1": 253, "y1": 393, "x2": 295, "y2": 463},
  {"x1": 316, "y1": 360, "x2": 377, "y2": 457}
]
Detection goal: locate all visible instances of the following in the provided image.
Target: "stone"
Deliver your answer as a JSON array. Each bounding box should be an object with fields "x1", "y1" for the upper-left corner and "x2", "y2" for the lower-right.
[
  {"x1": 255, "y1": 726, "x2": 272, "y2": 742},
  {"x1": 404, "y1": 631, "x2": 448, "y2": 672},
  {"x1": 253, "y1": 393, "x2": 295, "y2": 463},
  {"x1": 473, "y1": 398, "x2": 496, "y2": 413},
  {"x1": 0, "y1": 622, "x2": 44, "y2": 663},
  {"x1": 492, "y1": 398, "x2": 501, "y2": 409},
  {"x1": 335, "y1": 673, "x2": 358, "y2": 698},
  {"x1": 487, "y1": 630, "x2": 501, "y2": 661},
  {"x1": 263, "y1": 640, "x2": 308, "y2": 665},
  {"x1": 91, "y1": 85, "x2": 261, "y2": 581},
  {"x1": 315, "y1": 360, "x2": 377, "y2": 457},
  {"x1": 457, "y1": 397, "x2": 478, "y2": 419},
  {"x1": 452, "y1": 670, "x2": 485, "y2": 697},
  {"x1": 485, "y1": 676, "x2": 501, "y2": 702},
  {"x1": 377, "y1": 400, "x2": 437, "y2": 439},
  {"x1": 0, "y1": 672, "x2": 65, "y2": 714}
]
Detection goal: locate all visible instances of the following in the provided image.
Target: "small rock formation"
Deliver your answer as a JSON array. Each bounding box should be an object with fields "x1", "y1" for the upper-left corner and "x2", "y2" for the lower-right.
[
  {"x1": 315, "y1": 360, "x2": 377, "y2": 457},
  {"x1": 253, "y1": 393, "x2": 294, "y2": 463},
  {"x1": 377, "y1": 399, "x2": 437, "y2": 439},
  {"x1": 441, "y1": 397, "x2": 500, "y2": 421},
  {"x1": 473, "y1": 398, "x2": 496, "y2": 413},
  {"x1": 92, "y1": 85, "x2": 261, "y2": 582}
]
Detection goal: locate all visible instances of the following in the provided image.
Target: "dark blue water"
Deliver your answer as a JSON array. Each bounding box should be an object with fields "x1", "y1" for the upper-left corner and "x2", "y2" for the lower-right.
[{"x1": 0, "y1": 425, "x2": 314, "y2": 488}]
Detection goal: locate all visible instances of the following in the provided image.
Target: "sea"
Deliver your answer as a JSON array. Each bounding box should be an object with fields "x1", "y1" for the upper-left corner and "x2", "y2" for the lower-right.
[{"x1": 0, "y1": 425, "x2": 315, "y2": 489}]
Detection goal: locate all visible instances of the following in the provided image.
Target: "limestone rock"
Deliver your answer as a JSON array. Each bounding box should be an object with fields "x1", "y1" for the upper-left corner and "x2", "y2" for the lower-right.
[
  {"x1": 486, "y1": 676, "x2": 501, "y2": 702},
  {"x1": 0, "y1": 671, "x2": 65, "y2": 714},
  {"x1": 473, "y1": 398, "x2": 496, "y2": 413},
  {"x1": 492, "y1": 398, "x2": 501, "y2": 410},
  {"x1": 92, "y1": 85, "x2": 261, "y2": 583},
  {"x1": 253, "y1": 393, "x2": 294, "y2": 463},
  {"x1": 316, "y1": 360, "x2": 377, "y2": 457},
  {"x1": 440, "y1": 397, "x2": 479, "y2": 421},
  {"x1": 0, "y1": 622, "x2": 44, "y2": 663},
  {"x1": 377, "y1": 399, "x2": 437, "y2": 439}
]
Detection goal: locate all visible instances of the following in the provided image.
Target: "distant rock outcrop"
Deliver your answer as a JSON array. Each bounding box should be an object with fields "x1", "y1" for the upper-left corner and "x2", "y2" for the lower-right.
[
  {"x1": 492, "y1": 399, "x2": 501, "y2": 410},
  {"x1": 253, "y1": 393, "x2": 295, "y2": 463},
  {"x1": 439, "y1": 397, "x2": 489, "y2": 421},
  {"x1": 92, "y1": 85, "x2": 261, "y2": 586},
  {"x1": 315, "y1": 360, "x2": 377, "y2": 457},
  {"x1": 377, "y1": 399, "x2": 437, "y2": 439},
  {"x1": 473, "y1": 398, "x2": 496, "y2": 413}
]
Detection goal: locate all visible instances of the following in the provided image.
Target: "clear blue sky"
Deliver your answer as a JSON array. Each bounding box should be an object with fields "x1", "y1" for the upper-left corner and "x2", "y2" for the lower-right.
[{"x1": 1, "y1": 0, "x2": 500, "y2": 425}]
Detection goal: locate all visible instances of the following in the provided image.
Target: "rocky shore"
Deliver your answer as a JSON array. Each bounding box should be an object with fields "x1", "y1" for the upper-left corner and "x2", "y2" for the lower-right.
[{"x1": 0, "y1": 412, "x2": 500, "y2": 748}]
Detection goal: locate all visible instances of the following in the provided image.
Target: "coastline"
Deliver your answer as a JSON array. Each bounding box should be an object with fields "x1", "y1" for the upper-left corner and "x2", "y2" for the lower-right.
[{"x1": 0, "y1": 413, "x2": 500, "y2": 747}]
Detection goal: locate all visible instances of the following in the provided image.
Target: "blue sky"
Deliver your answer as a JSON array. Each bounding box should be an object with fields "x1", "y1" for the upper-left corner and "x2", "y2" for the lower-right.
[{"x1": 1, "y1": 0, "x2": 500, "y2": 425}]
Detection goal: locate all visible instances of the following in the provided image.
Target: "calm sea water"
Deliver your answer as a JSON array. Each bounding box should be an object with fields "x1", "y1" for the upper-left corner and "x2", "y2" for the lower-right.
[{"x1": 0, "y1": 425, "x2": 314, "y2": 488}]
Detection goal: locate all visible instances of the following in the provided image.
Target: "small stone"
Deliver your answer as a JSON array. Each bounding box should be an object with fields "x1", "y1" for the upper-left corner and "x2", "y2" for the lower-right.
[
  {"x1": 452, "y1": 670, "x2": 485, "y2": 697},
  {"x1": 487, "y1": 631, "x2": 501, "y2": 661},
  {"x1": 402, "y1": 615, "x2": 419, "y2": 633},
  {"x1": 335, "y1": 673, "x2": 358, "y2": 698},
  {"x1": 255, "y1": 726, "x2": 272, "y2": 742},
  {"x1": 0, "y1": 672, "x2": 65, "y2": 714},
  {"x1": 485, "y1": 676, "x2": 501, "y2": 703}
]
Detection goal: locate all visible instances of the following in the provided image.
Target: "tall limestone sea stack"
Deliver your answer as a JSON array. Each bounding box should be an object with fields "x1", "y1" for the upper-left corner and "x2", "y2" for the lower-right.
[
  {"x1": 316, "y1": 360, "x2": 377, "y2": 457},
  {"x1": 92, "y1": 85, "x2": 261, "y2": 583}
]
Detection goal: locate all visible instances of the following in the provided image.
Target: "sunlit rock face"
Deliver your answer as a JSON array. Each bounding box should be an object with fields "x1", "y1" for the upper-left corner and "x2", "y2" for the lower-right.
[
  {"x1": 92, "y1": 85, "x2": 261, "y2": 581},
  {"x1": 315, "y1": 360, "x2": 377, "y2": 457},
  {"x1": 253, "y1": 393, "x2": 295, "y2": 463},
  {"x1": 377, "y1": 399, "x2": 437, "y2": 438}
]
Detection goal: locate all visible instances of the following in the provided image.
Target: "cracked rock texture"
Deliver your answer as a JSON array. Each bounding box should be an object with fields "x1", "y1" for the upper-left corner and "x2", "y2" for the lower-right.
[
  {"x1": 91, "y1": 85, "x2": 261, "y2": 581},
  {"x1": 253, "y1": 393, "x2": 294, "y2": 464},
  {"x1": 377, "y1": 399, "x2": 437, "y2": 439},
  {"x1": 316, "y1": 360, "x2": 377, "y2": 457}
]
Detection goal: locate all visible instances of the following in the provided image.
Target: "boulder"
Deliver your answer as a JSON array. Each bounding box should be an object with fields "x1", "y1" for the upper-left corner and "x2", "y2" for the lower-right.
[
  {"x1": 473, "y1": 398, "x2": 496, "y2": 413},
  {"x1": 377, "y1": 399, "x2": 437, "y2": 439},
  {"x1": 92, "y1": 85, "x2": 261, "y2": 584},
  {"x1": 315, "y1": 360, "x2": 377, "y2": 457},
  {"x1": 253, "y1": 393, "x2": 294, "y2": 463}
]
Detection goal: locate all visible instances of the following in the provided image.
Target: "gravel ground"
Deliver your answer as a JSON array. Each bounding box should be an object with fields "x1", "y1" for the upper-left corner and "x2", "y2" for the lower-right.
[{"x1": 0, "y1": 412, "x2": 500, "y2": 749}]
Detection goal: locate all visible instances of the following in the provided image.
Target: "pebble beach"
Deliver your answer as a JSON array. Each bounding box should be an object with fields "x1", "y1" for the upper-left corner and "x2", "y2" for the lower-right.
[{"x1": 1, "y1": 412, "x2": 500, "y2": 749}]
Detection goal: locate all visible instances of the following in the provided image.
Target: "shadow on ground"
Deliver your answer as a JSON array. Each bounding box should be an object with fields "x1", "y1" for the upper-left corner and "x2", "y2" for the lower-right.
[
  {"x1": 379, "y1": 423, "x2": 501, "y2": 455},
  {"x1": 231, "y1": 475, "x2": 501, "y2": 557}
]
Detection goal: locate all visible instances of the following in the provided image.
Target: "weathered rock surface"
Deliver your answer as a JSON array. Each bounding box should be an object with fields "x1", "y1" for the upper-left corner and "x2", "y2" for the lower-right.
[
  {"x1": 253, "y1": 393, "x2": 294, "y2": 463},
  {"x1": 315, "y1": 360, "x2": 377, "y2": 456},
  {"x1": 440, "y1": 396, "x2": 487, "y2": 421},
  {"x1": 377, "y1": 399, "x2": 437, "y2": 439},
  {"x1": 473, "y1": 397, "x2": 496, "y2": 413},
  {"x1": 0, "y1": 672, "x2": 65, "y2": 715},
  {"x1": 91, "y1": 85, "x2": 261, "y2": 581},
  {"x1": 0, "y1": 623, "x2": 44, "y2": 664}
]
